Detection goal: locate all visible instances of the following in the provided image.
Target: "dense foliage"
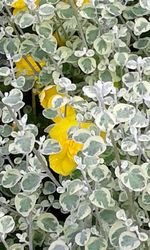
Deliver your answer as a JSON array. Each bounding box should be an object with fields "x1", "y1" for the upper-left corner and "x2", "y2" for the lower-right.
[{"x1": 0, "y1": 0, "x2": 150, "y2": 249}]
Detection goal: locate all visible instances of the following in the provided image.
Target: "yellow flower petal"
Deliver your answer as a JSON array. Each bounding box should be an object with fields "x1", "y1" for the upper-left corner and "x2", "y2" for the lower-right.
[
  {"x1": 39, "y1": 86, "x2": 76, "y2": 122},
  {"x1": 49, "y1": 139, "x2": 82, "y2": 176},
  {"x1": 48, "y1": 116, "x2": 94, "y2": 175},
  {"x1": 49, "y1": 115, "x2": 77, "y2": 143},
  {"x1": 16, "y1": 55, "x2": 44, "y2": 76},
  {"x1": 39, "y1": 86, "x2": 58, "y2": 109},
  {"x1": 11, "y1": 0, "x2": 39, "y2": 10},
  {"x1": 11, "y1": 0, "x2": 26, "y2": 9},
  {"x1": 49, "y1": 143, "x2": 77, "y2": 176}
]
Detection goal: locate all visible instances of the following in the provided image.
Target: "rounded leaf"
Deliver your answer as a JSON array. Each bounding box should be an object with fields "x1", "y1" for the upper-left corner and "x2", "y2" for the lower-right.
[
  {"x1": 83, "y1": 136, "x2": 106, "y2": 156},
  {"x1": 120, "y1": 167, "x2": 146, "y2": 191},
  {"x1": 78, "y1": 57, "x2": 96, "y2": 74},
  {"x1": 119, "y1": 231, "x2": 140, "y2": 250},
  {"x1": 0, "y1": 67, "x2": 10, "y2": 76},
  {"x1": 18, "y1": 13, "x2": 34, "y2": 29},
  {"x1": 15, "y1": 193, "x2": 37, "y2": 217},
  {"x1": 2, "y1": 169, "x2": 21, "y2": 188},
  {"x1": 2, "y1": 89, "x2": 23, "y2": 106},
  {"x1": 40, "y1": 139, "x2": 61, "y2": 155},
  {"x1": 94, "y1": 38, "x2": 111, "y2": 55},
  {"x1": 114, "y1": 103, "x2": 136, "y2": 123},
  {"x1": 85, "y1": 236, "x2": 107, "y2": 250},
  {"x1": 39, "y1": 36, "x2": 57, "y2": 54},
  {"x1": 59, "y1": 192, "x2": 79, "y2": 211},
  {"x1": 109, "y1": 221, "x2": 126, "y2": 247},
  {"x1": 39, "y1": 4, "x2": 55, "y2": 16},
  {"x1": 37, "y1": 213, "x2": 59, "y2": 233},
  {"x1": 21, "y1": 172, "x2": 41, "y2": 193},
  {"x1": 95, "y1": 111, "x2": 116, "y2": 132},
  {"x1": 0, "y1": 215, "x2": 15, "y2": 234},
  {"x1": 89, "y1": 188, "x2": 114, "y2": 208},
  {"x1": 67, "y1": 179, "x2": 84, "y2": 195},
  {"x1": 75, "y1": 229, "x2": 91, "y2": 246},
  {"x1": 14, "y1": 131, "x2": 35, "y2": 154},
  {"x1": 87, "y1": 164, "x2": 110, "y2": 182},
  {"x1": 72, "y1": 128, "x2": 91, "y2": 144},
  {"x1": 48, "y1": 239, "x2": 69, "y2": 250},
  {"x1": 77, "y1": 203, "x2": 91, "y2": 220}
]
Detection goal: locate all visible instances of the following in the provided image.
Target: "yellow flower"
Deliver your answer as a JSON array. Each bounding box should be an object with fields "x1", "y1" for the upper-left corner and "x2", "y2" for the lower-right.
[
  {"x1": 39, "y1": 85, "x2": 76, "y2": 123},
  {"x1": 16, "y1": 55, "x2": 45, "y2": 76},
  {"x1": 11, "y1": 0, "x2": 39, "y2": 15},
  {"x1": 49, "y1": 116, "x2": 91, "y2": 176}
]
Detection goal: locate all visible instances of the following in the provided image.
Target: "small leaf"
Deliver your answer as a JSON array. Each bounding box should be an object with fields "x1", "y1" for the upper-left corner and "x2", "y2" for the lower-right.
[
  {"x1": 0, "y1": 67, "x2": 10, "y2": 76},
  {"x1": 21, "y1": 172, "x2": 41, "y2": 193},
  {"x1": 75, "y1": 229, "x2": 91, "y2": 246},
  {"x1": 89, "y1": 188, "x2": 114, "y2": 208},
  {"x1": 40, "y1": 139, "x2": 61, "y2": 155},
  {"x1": 37, "y1": 213, "x2": 59, "y2": 233},
  {"x1": 83, "y1": 136, "x2": 106, "y2": 156},
  {"x1": 14, "y1": 131, "x2": 35, "y2": 154},
  {"x1": 43, "y1": 108, "x2": 58, "y2": 119},
  {"x1": 94, "y1": 38, "x2": 111, "y2": 55},
  {"x1": 2, "y1": 89, "x2": 23, "y2": 106},
  {"x1": 85, "y1": 236, "x2": 107, "y2": 250},
  {"x1": 67, "y1": 179, "x2": 83, "y2": 195},
  {"x1": 39, "y1": 4, "x2": 55, "y2": 16},
  {"x1": 36, "y1": 22, "x2": 53, "y2": 38},
  {"x1": 113, "y1": 103, "x2": 136, "y2": 123},
  {"x1": 134, "y1": 17, "x2": 150, "y2": 35},
  {"x1": 119, "y1": 231, "x2": 140, "y2": 250},
  {"x1": 2, "y1": 169, "x2": 21, "y2": 188},
  {"x1": 39, "y1": 36, "x2": 57, "y2": 54},
  {"x1": 15, "y1": 193, "x2": 37, "y2": 217},
  {"x1": 73, "y1": 129, "x2": 91, "y2": 143},
  {"x1": 120, "y1": 166, "x2": 146, "y2": 191},
  {"x1": 78, "y1": 57, "x2": 96, "y2": 74},
  {"x1": 0, "y1": 216, "x2": 15, "y2": 234},
  {"x1": 48, "y1": 240, "x2": 69, "y2": 250},
  {"x1": 95, "y1": 111, "x2": 116, "y2": 132},
  {"x1": 87, "y1": 164, "x2": 110, "y2": 182},
  {"x1": 77, "y1": 203, "x2": 91, "y2": 220},
  {"x1": 18, "y1": 13, "x2": 34, "y2": 29},
  {"x1": 80, "y1": 5, "x2": 96, "y2": 19},
  {"x1": 114, "y1": 52, "x2": 128, "y2": 66},
  {"x1": 109, "y1": 221, "x2": 126, "y2": 247},
  {"x1": 60, "y1": 192, "x2": 79, "y2": 211}
]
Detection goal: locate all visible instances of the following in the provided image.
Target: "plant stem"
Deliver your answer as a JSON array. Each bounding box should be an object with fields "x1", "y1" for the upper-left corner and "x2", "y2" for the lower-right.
[
  {"x1": 68, "y1": 0, "x2": 88, "y2": 50},
  {"x1": 32, "y1": 88, "x2": 37, "y2": 122},
  {"x1": 109, "y1": 131, "x2": 121, "y2": 166},
  {"x1": 55, "y1": 12, "x2": 68, "y2": 40},
  {"x1": 28, "y1": 214, "x2": 33, "y2": 250},
  {"x1": 33, "y1": 148, "x2": 60, "y2": 187},
  {"x1": 0, "y1": 235, "x2": 10, "y2": 250}
]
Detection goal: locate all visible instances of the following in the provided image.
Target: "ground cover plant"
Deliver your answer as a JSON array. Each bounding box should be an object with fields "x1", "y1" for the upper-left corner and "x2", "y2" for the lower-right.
[{"x1": 0, "y1": 0, "x2": 150, "y2": 249}]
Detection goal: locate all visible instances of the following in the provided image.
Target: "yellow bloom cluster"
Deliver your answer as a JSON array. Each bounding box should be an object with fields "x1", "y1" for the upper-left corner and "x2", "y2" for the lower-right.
[
  {"x1": 15, "y1": 55, "x2": 45, "y2": 76},
  {"x1": 11, "y1": 0, "x2": 39, "y2": 15},
  {"x1": 40, "y1": 86, "x2": 106, "y2": 176}
]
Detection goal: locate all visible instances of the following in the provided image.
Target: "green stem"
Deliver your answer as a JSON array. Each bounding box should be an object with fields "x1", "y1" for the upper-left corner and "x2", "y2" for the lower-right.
[
  {"x1": 32, "y1": 88, "x2": 37, "y2": 122},
  {"x1": 28, "y1": 214, "x2": 33, "y2": 250},
  {"x1": 55, "y1": 12, "x2": 68, "y2": 40},
  {"x1": 68, "y1": 0, "x2": 88, "y2": 49},
  {"x1": 0, "y1": 235, "x2": 10, "y2": 250},
  {"x1": 110, "y1": 131, "x2": 121, "y2": 166}
]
